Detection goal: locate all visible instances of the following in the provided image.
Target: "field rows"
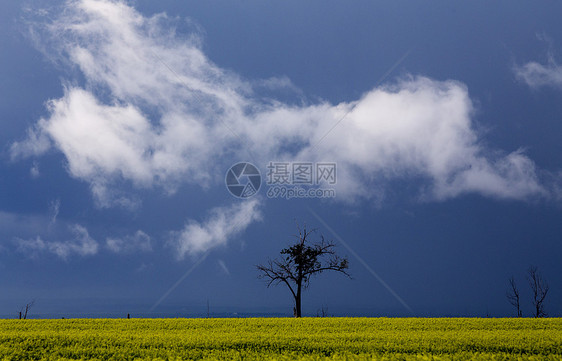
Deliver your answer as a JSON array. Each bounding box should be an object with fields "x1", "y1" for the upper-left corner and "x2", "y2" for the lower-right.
[{"x1": 1, "y1": 318, "x2": 561, "y2": 360}]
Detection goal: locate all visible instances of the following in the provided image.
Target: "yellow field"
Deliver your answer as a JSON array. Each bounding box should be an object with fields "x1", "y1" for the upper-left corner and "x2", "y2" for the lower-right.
[{"x1": 1, "y1": 318, "x2": 561, "y2": 360}]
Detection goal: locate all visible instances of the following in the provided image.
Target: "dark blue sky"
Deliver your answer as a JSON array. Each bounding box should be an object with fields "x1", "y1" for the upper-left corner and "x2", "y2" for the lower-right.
[{"x1": 1, "y1": 0, "x2": 562, "y2": 318}]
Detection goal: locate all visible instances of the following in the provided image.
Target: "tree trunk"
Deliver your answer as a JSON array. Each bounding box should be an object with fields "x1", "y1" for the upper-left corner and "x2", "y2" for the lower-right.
[
  {"x1": 535, "y1": 304, "x2": 540, "y2": 318},
  {"x1": 295, "y1": 284, "x2": 302, "y2": 318}
]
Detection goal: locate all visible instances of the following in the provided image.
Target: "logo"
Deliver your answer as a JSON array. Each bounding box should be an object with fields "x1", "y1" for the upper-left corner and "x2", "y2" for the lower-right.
[{"x1": 225, "y1": 162, "x2": 262, "y2": 198}]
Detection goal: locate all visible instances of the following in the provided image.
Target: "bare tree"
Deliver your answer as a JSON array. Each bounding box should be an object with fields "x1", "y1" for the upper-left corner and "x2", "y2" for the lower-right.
[
  {"x1": 19, "y1": 300, "x2": 35, "y2": 320},
  {"x1": 257, "y1": 225, "x2": 350, "y2": 317},
  {"x1": 506, "y1": 276, "x2": 522, "y2": 317},
  {"x1": 527, "y1": 266, "x2": 549, "y2": 318},
  {"x1": 316, "y1": 305, "x2": 329, "y2": 317}
]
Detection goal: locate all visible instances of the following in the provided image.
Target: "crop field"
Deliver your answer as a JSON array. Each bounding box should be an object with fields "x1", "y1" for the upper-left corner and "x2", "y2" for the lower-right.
[{"x1": 1, "y1": 317, "x2": 561, "y2": 360}]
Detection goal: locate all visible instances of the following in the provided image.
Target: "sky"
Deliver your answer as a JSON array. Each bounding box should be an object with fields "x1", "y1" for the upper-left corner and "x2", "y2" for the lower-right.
[{"x1": 1, "y1": 0, "x2": 562, "y2": 318}]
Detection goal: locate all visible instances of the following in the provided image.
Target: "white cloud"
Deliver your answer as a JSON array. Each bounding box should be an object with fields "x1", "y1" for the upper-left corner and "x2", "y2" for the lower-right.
[
  {"x1": 106, "y1": 230, "x2": 152, "y2": 253},
  {"x1": 1, "y1": 207, "x2": 150, "y2": 259},
  {"x1": 135, "y1": 262, "x2": 152, "y2": 272},
  {"x1": 12, "y1": 0, "x2": 550, "y2": 211},
  {"x1": 14, "y1": 224, "x2": 98, "y2": 260},
  {"x1": 10, "y1": 125, "x2": 51, "y2": 160},
  {"x1": 30, "y1": 161, "x2": 40, "y2": 178},
  {"x1": 290, "y1": 78, "x2": 546, "y2": 201},
  {"x1": 0, "y1": 210, "x2": 96, "y2": 260},
  {"x1": 253, "y1": 75, "x2": 304, "y2": 97},
  {"x1": 514, "y1": 57, "x2": 562, "y2": 89},
  {"x1": 49, "y1": 199, "x2": 61, "y2": 224},
  {"x1": 169, "y1": 199, "x2": 262, "y2": 258},
  {"x1": 14, "y1": 236, "x2": 47, "y2": 258}
]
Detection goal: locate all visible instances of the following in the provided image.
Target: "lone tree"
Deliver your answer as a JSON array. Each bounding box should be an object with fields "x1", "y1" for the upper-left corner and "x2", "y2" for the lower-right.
[
  {"x1": 256, "y1": 225, "x2": 350, "y2": 317},
  {"x1": 19, "y1": 300, "x2": 35, "y2": 320},
  {"x1": 527, "y1": 266, "x2": 549, "y2": 318},
  {"x1": 506, "y1": 276, "x2": 522, "y2": 317}
]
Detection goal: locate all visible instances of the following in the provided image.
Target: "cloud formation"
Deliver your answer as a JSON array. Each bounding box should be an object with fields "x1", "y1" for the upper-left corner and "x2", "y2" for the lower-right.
[
  {"x1": 49, "y1": 199, "x2": 61, "y2": 224},
  {"x1": 289, "y1": 78, "x2": 545, "y2": 201},
  {"x1": 14, "y1": 0, "x2": 548, "y2": 204},
  {"x1": 11, "y1": 0, "x2": 554, "y2": 255},
  {"x1": 514, "y1": 61, "x2": 562, "y2": 88},
  {"x1": 169, "y1": 199, "x2": 262, "y2": 258},
  {"x1": 1, "y1": 210, "x2": 151, "y2": 259},
  {"x1": 514, "y1": 57, "x2": 562, "y2": 89},
  {"x1": 106, "y1": 230, "x2": 152, "y2": 253},
  {"x1": 14, "y1": 224, "x2": 98, "y2": 259}
]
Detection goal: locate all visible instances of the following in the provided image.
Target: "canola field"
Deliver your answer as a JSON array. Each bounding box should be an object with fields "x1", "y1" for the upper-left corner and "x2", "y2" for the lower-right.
[{"x1": 1, "y1": 317, "x2": 561, "y2": 360}]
